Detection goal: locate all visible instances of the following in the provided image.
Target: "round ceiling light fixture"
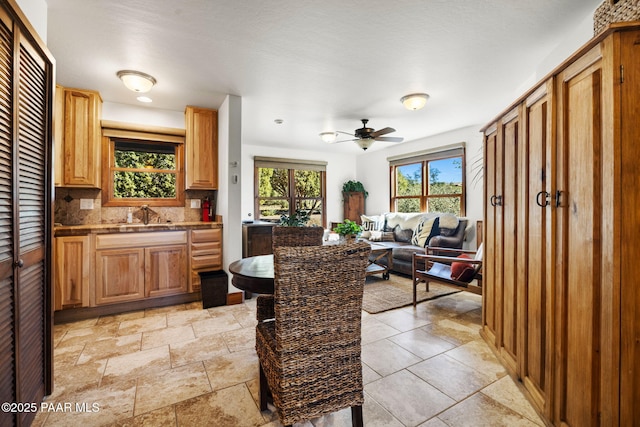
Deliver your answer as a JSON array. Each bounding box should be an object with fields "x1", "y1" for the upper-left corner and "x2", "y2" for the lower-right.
[
  {"x1": 117, "y1": 70, "x2": 157, "y2": 93},
  {"x1": 400, "y1": 93, "x2": 430, "y2": 111},
  {"x1": 319, "y1": 132, "x2": 337, "y2": 143}
]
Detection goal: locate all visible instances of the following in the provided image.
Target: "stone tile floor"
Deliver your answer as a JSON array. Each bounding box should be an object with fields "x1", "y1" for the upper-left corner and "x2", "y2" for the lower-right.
[{"x1": 33, "y1": 289, "x2": 544, "y2": 427}]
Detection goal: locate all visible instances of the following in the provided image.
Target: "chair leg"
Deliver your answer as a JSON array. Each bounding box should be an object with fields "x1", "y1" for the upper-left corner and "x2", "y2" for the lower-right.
[
  {"x1": 413, "y1": 278, "x2": 417, "y2": 307},
  {"x1": 259, "y1": 364, "x2": 268, "y2": 411},
  {"x1": 351, "y1": 405, "x2": 363, "y2": 427},
  {"x1": 424, "y1": 279, "x2": 430, "y2": 292}
]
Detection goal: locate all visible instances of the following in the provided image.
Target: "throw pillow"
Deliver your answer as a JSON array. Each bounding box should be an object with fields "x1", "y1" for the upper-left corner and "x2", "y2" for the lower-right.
[
  {"x1": 361, "y1": 214, "x2": 384, "y2": 232},
  {"x1": 450, "y1": 254, "x2": 476, "y2": 282},
  {"x1": 439, "y1": 213, "x2": 459, "y2": 236},
  {"x1": 381, "y1": 231, "x2": 395, "y2": 242},
  {"x1": 412, "y1": 216, "x2": 440, "y2": 247}
]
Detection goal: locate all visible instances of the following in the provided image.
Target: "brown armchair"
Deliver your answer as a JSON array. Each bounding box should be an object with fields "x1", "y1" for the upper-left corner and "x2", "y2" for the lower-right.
[
  {"x1": 255, "y1": 242, "x2": 370, "y2": 427},
  {"x1": 411, "y1": 244, "x2": 483, "y2": 307}
]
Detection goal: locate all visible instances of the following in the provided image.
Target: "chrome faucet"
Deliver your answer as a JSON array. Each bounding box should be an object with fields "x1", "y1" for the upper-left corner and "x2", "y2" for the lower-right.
[{"x1": 141, "y1": 205, "x2": 149, "y2": 225}]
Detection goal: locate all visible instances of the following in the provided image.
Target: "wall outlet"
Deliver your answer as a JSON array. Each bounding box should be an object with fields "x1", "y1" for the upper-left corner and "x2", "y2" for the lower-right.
[
  {"x1": 190, "y1": 199, "x2": 201, "y2": 209},
  {"x1": 79, "y1": 199, "x2": 94, "y2": 210}
]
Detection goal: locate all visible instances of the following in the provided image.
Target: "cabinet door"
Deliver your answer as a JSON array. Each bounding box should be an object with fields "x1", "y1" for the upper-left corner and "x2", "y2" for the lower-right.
[
  {"x1": 54, "y1": 236, "x2": 90, "y2": 310},
  {"x1": 519, "y1": 82, "x2": 554, "y2": 416},
  {"x1": 343, "y1": 192, "x2": 365, "y2": 223},
  {"x1": 54, "y1": 84, "x2": 64, "y2": 186},
  {"x1": 185, "y1": 106, "x2": 218, "y2": 189},
  {"x1": 145, "y1": 245, "x2": 187, "y2": 298},
  {"x1": 482, "y1": 127, "x2": 500, "y2": 344},
  {"x1": 499, "y1": 109, "x2": 520, "y2": 373},
  {"x1": 95, "y1": 248, "x2": 145, "y2": 304},
  {"x1": 554, "y1": 47, "x2": 604, "y2": 427},
  {"x1": 242, "y1": 224, "x2": 274, "y2": 258},
  {"x1": 63, "y1": 88, "x2": 102, "y2": 187}
]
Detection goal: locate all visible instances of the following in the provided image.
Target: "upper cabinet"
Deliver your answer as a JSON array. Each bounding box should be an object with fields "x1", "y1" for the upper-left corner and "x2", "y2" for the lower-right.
[
  {"x1": 185, "y1": 106, "x2": 218, "y2": 189},
  {"x1": 55, "y1": 86, "x2": 102, "y2": 188}
]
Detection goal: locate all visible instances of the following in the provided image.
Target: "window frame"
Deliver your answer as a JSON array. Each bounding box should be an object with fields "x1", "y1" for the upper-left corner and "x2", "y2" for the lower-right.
[
  {"x1": 253, "y1": 157, "x2": 327, "y2": 228},
  {"x1": 389, "y1": 147, "x2": 466, "y2": 215},
  {"x1": 101, "y1": 122, "x2": 185, "y2": 207}
]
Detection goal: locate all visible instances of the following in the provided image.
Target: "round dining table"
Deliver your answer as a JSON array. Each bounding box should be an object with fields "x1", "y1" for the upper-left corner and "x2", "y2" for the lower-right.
[{"x1": 228, "y1": 254, "x2": 274, "y2": 295}]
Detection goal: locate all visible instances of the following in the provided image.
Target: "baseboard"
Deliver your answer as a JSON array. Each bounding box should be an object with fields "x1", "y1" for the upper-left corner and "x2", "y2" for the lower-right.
[{"x1": 227, "y1": 292, "x2": 243, "y2": 305}]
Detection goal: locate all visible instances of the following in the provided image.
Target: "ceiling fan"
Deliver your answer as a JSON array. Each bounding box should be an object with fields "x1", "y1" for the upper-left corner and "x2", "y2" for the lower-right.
[{"x1": 321, "y1": 119, "x2": 404, "y2": 150}]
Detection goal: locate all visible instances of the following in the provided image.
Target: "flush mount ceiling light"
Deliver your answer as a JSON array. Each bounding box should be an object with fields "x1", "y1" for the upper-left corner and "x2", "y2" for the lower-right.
[
  {"x1": 400, "y1": 93, "x2": 430, "y2": 110},
  {"x1": 117, "y1": 70, "x2": 157, "y2": 93},
  {"x1": 319, "y1": 132, "x2": 337, "y2": 143}
]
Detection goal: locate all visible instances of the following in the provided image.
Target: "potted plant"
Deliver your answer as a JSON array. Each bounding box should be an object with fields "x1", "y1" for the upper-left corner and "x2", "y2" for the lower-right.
[
  {"x1": 278, "y1": 209, "x2": 311, "y2": 226},
  {"x1": 333, "y1": 219, "x2": 362, "y2": 240},
  {"x1": 342, "y1": 180, "x2": 368, "y2": 198}
]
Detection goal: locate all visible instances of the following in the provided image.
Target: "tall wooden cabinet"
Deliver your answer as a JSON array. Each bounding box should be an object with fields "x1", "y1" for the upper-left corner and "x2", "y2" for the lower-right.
[
  {"x1": 482, "y1": 24, "x2": 640, "y2": 426},
  {"x1": 0, "y1": 2, "x2": 54, "y2": 426},
  {"x1": 185, "y1": 106, "x2": 218, "y2": 189}
]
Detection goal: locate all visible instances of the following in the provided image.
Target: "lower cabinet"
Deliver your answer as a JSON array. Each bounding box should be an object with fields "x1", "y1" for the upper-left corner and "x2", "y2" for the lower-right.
[
  {"x1": 54, "y1": 236, "x2": 91, "y2": 310},
  {"x1": 190, "y1": 228, "x2": 223, "y2": 292},
  {"x1": 95, "y1": 231, "x2": 188, "y2": 305}
]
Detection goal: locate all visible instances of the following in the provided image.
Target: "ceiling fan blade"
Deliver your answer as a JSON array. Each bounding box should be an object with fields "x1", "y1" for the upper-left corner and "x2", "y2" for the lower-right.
[
  {"x1": 370, "y1": 127, "x2": 395, "y2": 138},
  {"x1": 374, "y1": 136, "x2": 404, "y2": 143},
  {"x1": 335, "y1": 130, "x2": 355, "y2": 136},
  {"x1": 332, "y1": 138, "x2": 357, "y2": 144}
]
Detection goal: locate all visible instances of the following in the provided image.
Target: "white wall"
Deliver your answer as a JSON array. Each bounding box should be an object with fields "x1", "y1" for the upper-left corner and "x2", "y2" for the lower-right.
[
  {"x1": 355, "y1": 124, "x2": 484, "y2": 248},
  {"x1": 102, "y1": 102, "x2": 184, "y2": 129},
  {"x1": 241, "y1": 145, "x2": 359, "y2": 226}
]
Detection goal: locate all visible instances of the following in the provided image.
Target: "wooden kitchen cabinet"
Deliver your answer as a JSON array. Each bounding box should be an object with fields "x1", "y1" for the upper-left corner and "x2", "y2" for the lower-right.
[
  {"x1": 482, "y1": 25, "x2": 640, "y2": 426},
  {"x1": 54, "y1": 86, "x2": 102, "y2": 187},
  {"x1": 343, "y1": 191, "x2": 365, "y2": 223},
  {"x1": 145, "y1": 244, "x2": 188, "y2": 298},
  {"x1": 190, "y1": 228, "x2": 223, "y2": 292},
  {"x1": 185, "y1": 106, "x2": 218, "y2": 189},
  {"x1": 95, "y1": 231, "x2": 188, "y2": 305},
  {"x1": 54, "y1": 236, "x2": 90, "y2": 310}
]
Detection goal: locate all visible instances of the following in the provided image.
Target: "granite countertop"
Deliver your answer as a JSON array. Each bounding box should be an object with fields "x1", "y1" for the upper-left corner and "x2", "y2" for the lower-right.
[{"x1": 54, "y1": 221, "x2": 223, "y2": 237}]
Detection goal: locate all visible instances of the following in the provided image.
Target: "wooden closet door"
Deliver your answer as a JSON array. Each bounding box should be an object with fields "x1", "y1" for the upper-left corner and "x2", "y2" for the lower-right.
[
  {"x1": 498, "y1": 110, "x2": 519, "y2": 373},
  {"x1": 0, "y1": 3, "x2": 53, "y2": 426},
  {"x1": 481, "y1": 128, "x2": 499, "y2": 344},
  {"x1": 554, "y1": 47, "x2": 603, "y2": 427},
  {"x1": 519, "y1": 82, "x2": 554, "y2": 417}
]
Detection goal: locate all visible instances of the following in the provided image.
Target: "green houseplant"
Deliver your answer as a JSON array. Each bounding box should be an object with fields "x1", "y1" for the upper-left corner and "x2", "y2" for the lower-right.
[
  {"x1": 278, "y1": 209, "x2": 311, "y2": 226},
  {"x1": 342, "y1": 180, "x2": 368, "y2": 198},
  {"x1": 333, "y1": 219, "x2": 362, "y2": 238}
]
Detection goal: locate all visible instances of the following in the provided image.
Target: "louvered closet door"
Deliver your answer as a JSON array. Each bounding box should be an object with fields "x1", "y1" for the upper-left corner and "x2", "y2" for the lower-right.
[
  {"x1": 0, "y1": 3, "x2": 53, "y2": 426},
  {"x1": 16, "y1": 30, "x2": 49, "y2": 427},
  {"x1": 0, "y1": 9, "x2": 16, "y2": 427}
]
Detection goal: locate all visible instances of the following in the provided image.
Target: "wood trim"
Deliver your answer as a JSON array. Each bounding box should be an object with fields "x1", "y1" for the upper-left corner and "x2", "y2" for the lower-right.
[{"x1": 101, "y1": 120, "x2": 185, "y2": 137}]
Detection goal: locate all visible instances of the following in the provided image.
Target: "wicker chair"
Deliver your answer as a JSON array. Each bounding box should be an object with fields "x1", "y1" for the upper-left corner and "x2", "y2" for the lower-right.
[
  {"x1": 255, "y1": 242, "x2": 370, "y2": 427},
  {"x1": 257, "y1": 225, "x2": 325, "y2": 321}
]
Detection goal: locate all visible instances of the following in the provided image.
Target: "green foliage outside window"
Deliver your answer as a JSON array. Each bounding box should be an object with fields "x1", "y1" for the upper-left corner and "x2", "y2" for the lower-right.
[{"x1": 114, "y1": 145, "x2": 177, "y2": 199}]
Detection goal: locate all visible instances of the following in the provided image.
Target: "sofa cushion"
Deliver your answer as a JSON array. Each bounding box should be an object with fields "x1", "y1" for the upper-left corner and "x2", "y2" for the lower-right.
[
  {"x1": 393, "y1": 225, "x2": 414, "y2": 243},
  {"x1": 451, "y1": 254, "x2": 476, "y2": 281},
  {"x1": 369, "y1": 231, "x2": 394, "y2": 242},
  {"x1": 393, "y1": 245, "x2": 426, "y2": 262},
  {"x1": 412, "y1": 216, "x2": 440, "y2": 247}
]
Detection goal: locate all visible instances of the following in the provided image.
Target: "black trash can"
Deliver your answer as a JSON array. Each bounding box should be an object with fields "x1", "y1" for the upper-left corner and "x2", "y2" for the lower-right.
[{"x1": 199, "y1": 270, "x2": 228, "y2": 309}]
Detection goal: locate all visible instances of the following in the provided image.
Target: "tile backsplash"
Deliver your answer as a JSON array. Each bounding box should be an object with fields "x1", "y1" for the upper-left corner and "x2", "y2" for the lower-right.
[{"x1": 54, "y1": 188, "x2": 217, "y2": 225}]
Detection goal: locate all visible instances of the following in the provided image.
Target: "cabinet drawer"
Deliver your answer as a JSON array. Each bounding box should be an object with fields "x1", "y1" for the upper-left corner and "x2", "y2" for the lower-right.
[
  {"x1": 191, "y1": 228, "x2": 221, "y2": 243},
  {"x1": 191, "y1": 241, "x2": 221, "y2": 256},
  {"x1": 192, "y1": 254, "x2": 222, "y2": 270},
  {"x1": 96, "y1": 231, "x2": 187, "y2": 249}
]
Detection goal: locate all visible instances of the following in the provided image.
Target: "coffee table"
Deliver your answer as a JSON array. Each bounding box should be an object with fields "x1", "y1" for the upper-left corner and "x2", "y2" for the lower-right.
[{"x1": 367, "y1": 243, "x2": 392, "y2": 280}]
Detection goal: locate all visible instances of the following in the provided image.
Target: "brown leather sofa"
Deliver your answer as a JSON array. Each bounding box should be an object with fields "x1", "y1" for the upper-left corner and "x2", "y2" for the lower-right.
[{"x1": 359, "y1": 213, "x2": 469, "y2": 276}]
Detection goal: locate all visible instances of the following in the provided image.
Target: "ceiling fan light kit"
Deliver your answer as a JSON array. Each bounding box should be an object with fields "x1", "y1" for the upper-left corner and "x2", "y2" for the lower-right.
[
  {"x1": 319, "y1": 132, "x2": 337, "y2": 143},
  {"x1": 401, "y1": 93, "x2": 429, "y2": 110},
  {"x1": 117, "y1": 70, "x2": 157, "y2": 93},
  {"x1": 321, "y1": 119, "x2": 404, "y2": 150}
]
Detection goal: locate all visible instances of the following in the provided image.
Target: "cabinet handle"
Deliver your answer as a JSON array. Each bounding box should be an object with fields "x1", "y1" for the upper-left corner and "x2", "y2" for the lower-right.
[
  {"x1": 536, "y1": 191, "x2": 550, "y2": 207},
  {"x1": 490, "y1": 195, "x2": 503, "y2": 207},
  {"x1": 554, "y1": 190, "x2": 563, "y2": 207}
]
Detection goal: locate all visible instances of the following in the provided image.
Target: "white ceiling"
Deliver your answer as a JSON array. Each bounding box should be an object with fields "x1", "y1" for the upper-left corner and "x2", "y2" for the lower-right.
[{"x1": 45, "y1": 0, "x2": 601, "y2": 153}]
